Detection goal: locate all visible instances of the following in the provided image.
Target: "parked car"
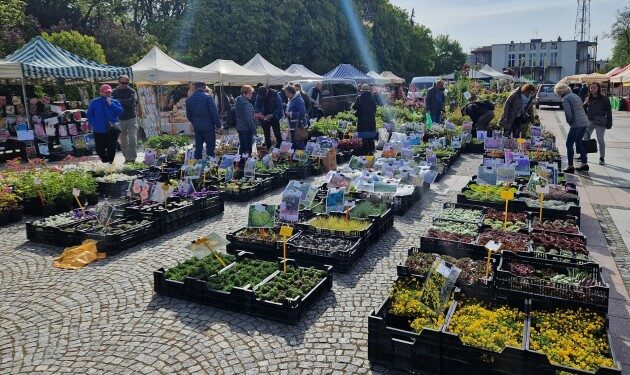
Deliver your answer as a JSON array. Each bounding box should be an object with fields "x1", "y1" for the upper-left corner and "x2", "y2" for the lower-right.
[
  {"x1": 408, "y1": 76, "x2": 440, "y2": 98},
  {"x1": 293, "y1": 79, "x2": 358, "y2": 117},
  {"x1": 535, "y1": 84, "x2": 563, "y2": 109}
]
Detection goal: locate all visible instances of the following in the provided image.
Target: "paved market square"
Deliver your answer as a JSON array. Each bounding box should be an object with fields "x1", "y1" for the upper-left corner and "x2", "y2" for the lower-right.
[{"x1": 1, "y1": 109, "x2": 629, "y2": 374}]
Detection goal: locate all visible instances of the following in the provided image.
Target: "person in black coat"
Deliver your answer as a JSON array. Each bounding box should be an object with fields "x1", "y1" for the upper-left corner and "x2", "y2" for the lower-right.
[
  {"x1": 352, "y1": 84, "x2": 377, "y2": 156},
  {"x1": 461, "y1": 95, "x2": 495, "y2": 138}
]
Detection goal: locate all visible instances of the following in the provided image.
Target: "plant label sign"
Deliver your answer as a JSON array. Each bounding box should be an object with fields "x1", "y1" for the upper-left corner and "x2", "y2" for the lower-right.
[
  {"x1": 535, "y1": 184, "x2": 550, "y2": 194},
  {"x1": 220, "y1": 155, "x2": 236, "y2": 169},
  {"x1": 484, "y1": 240, "x2": 502, "y2": 252},
  {"x1": 477, "y1": 166, "x2": 497, "y2": 186},
  {"x1": 244, "y1": 158, "x2": 256, "y2": 179},
  {"x1": 476, "y1": 130, "x2": 487, "y2": 141},
  {"x1": 262, "y1": 154, "x2": 273, "y2": 168},
  {"x1": 326, "y1": 188, "x2": 345, "y2": 213},
  {"x1": 72, "y1": 188, "x2": 80, "y2": 197},
  {"x1": 462, "y1": 121, "x2": 473, "y2": 131},
  {"x1": 279, "y1": 225, "x2": 293, "y2": 238},
  {"x1": 401, "y1": 148, "x2": 414, "y2": 160},
  {"x1": 500, "y1": 190, "x2": 515, "y2": 201},
  {"x1": 418, "y1": 259, "x2": 461, "y2": 315},
  {"x1": 96, "y1": 202, "x2": 115, "y2": 227},
  {"x1": 224, "y1": 166, "x2": 233, "y2": 183},
  {"x1": 279, "y1": 190, "x2": 301, "y2": 223},
  {"x1": 305, "y1": 142, "x2": 317, "y2": 153},
  {"x1": 247, "y1": 204, "x2": 277, "y2": 228},
  {"x1": 279, "y1": 141, "x2": 293, "y2": 153},
  {"x1": 484, "y1": 137, "x2": 502, "y2": 150},
  {"x1": 513, "y1": 155, "x2": 530, "y2": 177},
  {"x1": 496, "y1": 164, "x2": 516, "y2": 184},
  {"x1": 349, "y1": 155, "x2": 367, "y2": 171},
  {"x1": 329, "y1": 173, "x2": 351, "y2": 191}
]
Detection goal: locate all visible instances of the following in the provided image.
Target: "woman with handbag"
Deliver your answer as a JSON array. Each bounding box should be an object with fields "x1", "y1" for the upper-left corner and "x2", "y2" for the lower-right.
[
  {"x1": 554, "y1": 83, "x2": 590, "y2": 173},
  {"x1": 86, "y1": 84, "x2": 123, "y2": 164},
  {"x1": 284, "y1": 85, "x2": 307, "y2": 150},
  {"x1": 234, "y1": 85, "x2": 256, "y2": 156},
  {"x1": 353, "y1": 84, "x2": 377, "y2": 156},
  {"x1": 583, "y1": 82, "x2": 612, "y2": 165}
]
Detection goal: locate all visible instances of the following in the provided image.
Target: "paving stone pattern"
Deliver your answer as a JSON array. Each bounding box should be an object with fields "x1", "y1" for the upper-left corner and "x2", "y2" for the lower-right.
[
  {"x1": 0, "y1": 156, "x2": 480, "y2": 375},
  {"x1": 593, "y1": 205, "x2": 630, "y2": 294}
]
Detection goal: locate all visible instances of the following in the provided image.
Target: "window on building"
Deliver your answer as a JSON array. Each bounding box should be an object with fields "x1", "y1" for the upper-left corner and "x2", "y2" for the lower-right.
[
  {"x1": 530, "y1": 43, "x2": 536, "y2": 51},
  {"x1": 508, "y1": 53, "x2": 515, "y2": 67},
  {"x1": 509, "y1": 44, "x2": 515, "y2": 52},
  {"x1": 541, "y1": 43, "x2": 546, "y2": 50},
  {"x1": 529, "y1": 52, "x2": 536, "y2": 67},
  {"x1": 519, "y1": 44, "x2": 526, "y2": 51},
  {"x1": 539, "y1": 52, "x2": 546, "y2": 67},
  {"x1": 551, "y1": 42, "x2": 557, "y2": 50},
  {"x1": 550, "y1": 51, "x2": 558, "y2": 66},
  {"x1": 518, "y1": 52, "x2": 526, "y2": 66}
]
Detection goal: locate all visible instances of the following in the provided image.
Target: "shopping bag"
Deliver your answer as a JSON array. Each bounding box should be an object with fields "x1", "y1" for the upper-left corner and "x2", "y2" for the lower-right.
[{"x1": 582, "y1": 138, "x2": 598, "y2": 154}]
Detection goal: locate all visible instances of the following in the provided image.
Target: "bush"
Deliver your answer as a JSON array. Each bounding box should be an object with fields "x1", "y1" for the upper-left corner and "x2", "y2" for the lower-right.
[{"x1": 143, "y1": 134, "x2": 191, "y2": 150}]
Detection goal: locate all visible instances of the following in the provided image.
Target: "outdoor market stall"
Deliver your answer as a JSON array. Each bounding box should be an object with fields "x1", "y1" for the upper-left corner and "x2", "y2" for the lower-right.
[
  {"x1": 380, "y1": 71, "x2": 405, "y2": 84},
  {"x1": 285, "y1": 64, "x2": 323, "y2": 80},
  {"x1": 367, "y1": 71, "x2": 391, "y2": 85},
  {"x1": 1, "y1": 36, "x2": 132, "y2": 160},
  {"x1": 324, "y1": 64, "x2": 375, "y2": 85},
  {"x1": 243, "y1": 54, "x2": 299, "y2": 86}
]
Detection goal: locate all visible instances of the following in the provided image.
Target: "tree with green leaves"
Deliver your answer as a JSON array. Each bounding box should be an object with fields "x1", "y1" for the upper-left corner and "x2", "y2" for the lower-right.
[
  {"x1": 432, "y1": 34, "x2": 466, "y2": 75},
  {"x1": 0, "y1": 0, "x2": 27, "y2": 57},
  {"x1": 42, "y1": 30, "x2": 107, "y2": 63},
  {"x1": 607, "y1": 4, "x2": 630, "y2": 69}
]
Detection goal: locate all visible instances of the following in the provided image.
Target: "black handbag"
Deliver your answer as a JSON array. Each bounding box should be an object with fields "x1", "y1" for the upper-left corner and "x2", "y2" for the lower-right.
[{"x1": 582, "y1": 138, "x2": 598, "y2": 154}]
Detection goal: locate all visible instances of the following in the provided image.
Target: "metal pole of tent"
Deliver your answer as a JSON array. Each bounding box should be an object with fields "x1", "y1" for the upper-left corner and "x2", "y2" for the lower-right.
[{"x1": 20, "y1": 68, "x2": 30, "y2": 127}]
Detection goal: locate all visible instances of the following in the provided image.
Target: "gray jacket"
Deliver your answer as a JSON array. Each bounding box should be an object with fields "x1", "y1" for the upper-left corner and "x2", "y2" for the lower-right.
[
  {"x1": 235, "y1": 95, "x2": 256, "y2": 132},
  {"x1": 562, "y1": 92, "x2": 589, "y2": 128}
]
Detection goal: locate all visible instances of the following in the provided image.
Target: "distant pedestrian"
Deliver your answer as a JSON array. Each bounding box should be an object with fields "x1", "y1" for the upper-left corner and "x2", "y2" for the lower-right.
[
  {"x1": 185, "y1": 81, "x2": 221, "y2": 159},
  {"x1": 353, "y1": 84, "x2": 377, "y2": 156},
  {"x1": 461, "y1": 95, "x2": 495, "y2": 137},
  {"x1": 583, "y1": 82, "x2": 612, "y2": 165},
  {"x1": 235, "y1": 85, "x2": 257, "y2": 155},
  {"x1": 294, "y1": 83, "x2": 313, "y2": 122},
  {"x1": 112, "y1": 75, "x2": 138, "y2": 163},
  {"x1": 284, "y1": 85, "x2": 307, "y2": 150},
  {"x1": 578, "y1": 83, "x2": 589, "y2": 100},
  {"x1": 254, "y1": 85, "x2": 284, "y2": 149},
  {"x1": 499, "y1": 84, "x2": 536, "y2": 138},
  {"x1": 86, "y1": 84, "x2": 123, "y2": 164},
  {"x1": 554, "y1": 83, "x2": 589, "y2": 173},
  {"x1": 308, "y1": 81, "x2": 323, "y2": 119},
  {"x1": 425, "y1": 80, "x2": 445, "y2": 124}
]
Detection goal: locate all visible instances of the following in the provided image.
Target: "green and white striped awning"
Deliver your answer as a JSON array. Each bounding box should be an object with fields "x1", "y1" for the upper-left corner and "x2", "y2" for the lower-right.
[{"x1": 5, "y1": 36, "x2": 132, "y2": 80}]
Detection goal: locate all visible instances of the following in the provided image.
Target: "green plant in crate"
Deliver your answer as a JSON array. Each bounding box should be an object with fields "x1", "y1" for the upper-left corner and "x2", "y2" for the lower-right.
[
  {"x1": 165, "y1": 254, "x2": 236, "y2": 281},
  {"x1": 308, "y1": 216, "x2": 370, "y2": 232},
  {"x1": 206, "y1": 258, "x2": 277, "y2": 291},
  {"x1": 349, "y1": 201, "x2": 388, "y2": 219},
  {"x1": 255, "y1": 266, "x2": 327, "y2": 302}
]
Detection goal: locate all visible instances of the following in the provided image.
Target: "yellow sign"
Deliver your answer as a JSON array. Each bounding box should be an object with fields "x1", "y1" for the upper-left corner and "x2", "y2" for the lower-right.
[
  {"x1": 279, "y1": 225, "x2": 293, "y2": 238},
  {"x1": 516, "y1": 138, "x2": 526, "y2": 144},
  {"x1": 500, "y1": 190, "x2": 515, "y2": 201}
]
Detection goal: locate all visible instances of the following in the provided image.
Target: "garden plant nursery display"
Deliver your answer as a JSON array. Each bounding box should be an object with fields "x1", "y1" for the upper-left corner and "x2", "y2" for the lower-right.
[
  {"x1": 532, "y1": 217, "x2": 580, "y2": 235},
  {"x1": 531, "y1": 232, "x2": 588, "y2": 259},
  {"x1": 463, "y1": 184, "x2": 518, "y2": 203},
  {"x1": 437, "y1": 207, "x2": 484, "y2": 224},
  {"x1": 477, "y1": 229, "x2": 529, "y2": 252},
  {"x1": 507, "y1": 261, "x2": 602, "y2": 287},
  {"x1": 483, "y1": 208, "x2": 528, "y2": 232},
  {"x1": 425, "y1": 220, "x2": 479, "y2": 243},
  {"x1": 404, "y1": 252, "x2": 489, "y2": 285},
  {"x1": 387, "y1": 278, "x2": 448, "y2": 332}
]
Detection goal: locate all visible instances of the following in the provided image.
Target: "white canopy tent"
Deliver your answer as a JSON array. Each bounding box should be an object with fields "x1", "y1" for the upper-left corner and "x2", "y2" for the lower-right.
[
  {"x1": 380, "y1": 71, "x2": 405, "y2": 84},
  {"x1": 243, "y1": 54, "x2": 299, "y2": 85},
  {"x1": 285, "y1": 64, "x2": 322, "y2": 79},
  {"x1": 201, "y1": 59, "x2": 265, "y2": 86},
  {"x1": 132, "y1": 46, "x2": 220, "y2": 84},
  {"x1": 479, "y1": 64, "x2": 514, "y2": 81},
  {"x1": 367, "y1": 71, "x2": 391, "y2": 84}
]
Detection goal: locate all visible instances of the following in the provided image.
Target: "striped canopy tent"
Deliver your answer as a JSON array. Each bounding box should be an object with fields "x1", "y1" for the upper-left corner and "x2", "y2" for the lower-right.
[
  {"x1": 5, "y1": 36, "x2": 132, "y2": 81},
  {"x1": 605, "y1": 66, "x2": 625, "y2": 77},
  {"x1": 324, "y1": 64, "x2": 374, "y2": 85}
]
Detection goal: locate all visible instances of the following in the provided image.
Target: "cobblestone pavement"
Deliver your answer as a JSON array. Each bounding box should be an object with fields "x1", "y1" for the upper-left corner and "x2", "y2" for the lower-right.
[
  {"x1": 0, "y1": 155, "x2": 480, "y2": 374},
  {"x1": 592, "y1": 205, "x2": 630, "y2": 294}
]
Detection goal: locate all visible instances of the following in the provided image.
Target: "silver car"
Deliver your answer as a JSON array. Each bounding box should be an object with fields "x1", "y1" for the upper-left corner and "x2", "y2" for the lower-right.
[{"x1": 535, "y1": 84, "x2": 563, "y2": 109}]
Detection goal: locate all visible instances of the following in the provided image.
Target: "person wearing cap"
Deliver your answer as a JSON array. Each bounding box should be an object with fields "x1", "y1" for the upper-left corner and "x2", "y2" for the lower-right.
[
  {"x1": 186, "y1": 81, "x2": 221, "y2": 159},
  {"x1": 112, "y1": 75, "x2": 138, "y2": 163},
  {"x1": 352, "y1": 84, "x2": 377, "y2": 156},
  {"x1": 86, "y1": 84, "x2": 123, "y2": 163}
]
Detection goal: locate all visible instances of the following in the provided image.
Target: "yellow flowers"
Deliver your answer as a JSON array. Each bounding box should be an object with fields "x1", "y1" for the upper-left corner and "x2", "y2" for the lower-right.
[
  {"x1": 447, "y1": 300, "x2": 525, "y2": 353},
  {"x1": 388, "y1": 279, "x2": 446, "y2": 332},
  {"x1": 530, "y1": 308, "x2": 616, "y2": 372}
]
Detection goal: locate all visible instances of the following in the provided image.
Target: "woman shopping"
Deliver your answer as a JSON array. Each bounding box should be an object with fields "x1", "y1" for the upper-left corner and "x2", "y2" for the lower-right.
[
  {"x1": 554, "y1": 83, "x2": 590, "y2": 173},
  {"x1": 352, "y1": 84, "x2": 377, "y2": 155},
  {"x1": 284, "y1": 85, "x2": 307, "y2": 150},
  {"x1": 583, "y1": 82, "x2": 612, "y2": 165},
  {"x1": 234, "y1": 85, "x2": 256, "y2": 155},
  {"x1": 499, "y1": 84, "x2": 536, "y2": 138}
]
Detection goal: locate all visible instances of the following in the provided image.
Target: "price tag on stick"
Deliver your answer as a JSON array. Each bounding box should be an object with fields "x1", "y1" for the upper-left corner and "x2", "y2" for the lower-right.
[
  {"x1": 484, "y1": 241, "x2": 502, "y2": 278},
  {"x1": 279, "y1": 225, "x2": 293, "y2": 272},
  {"x1": 72, "y1": 188, "x2": 85, "y2": 214},
  {"x1": 499, "y1": 190, "x2": 515, "y2": 229},
  {"x1": 535, "y1": 184, "x2": 549, "y2": 221}
]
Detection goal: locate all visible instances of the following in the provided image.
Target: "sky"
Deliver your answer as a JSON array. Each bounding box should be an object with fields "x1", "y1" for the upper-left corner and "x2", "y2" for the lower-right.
[{"x1": 389, "y1": 0, "x2": 626, "y2": 60}]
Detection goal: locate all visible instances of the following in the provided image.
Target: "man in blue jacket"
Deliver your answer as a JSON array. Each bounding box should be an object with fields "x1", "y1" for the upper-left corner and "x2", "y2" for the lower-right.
[
  {"x1": 186, "y1": 81, "x2": 221, "y2": 159},
  {"x1": 254, "y1": 86, "x2": 283, "y2": 149},
  {"x1": 86, "y1": 84, "x2": 123, "y2": 163}
]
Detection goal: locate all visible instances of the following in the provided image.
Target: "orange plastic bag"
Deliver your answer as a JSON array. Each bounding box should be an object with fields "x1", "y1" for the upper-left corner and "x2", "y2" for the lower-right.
[{"x1": 53, "y1": 240, "x2": 106, "y2": 270}]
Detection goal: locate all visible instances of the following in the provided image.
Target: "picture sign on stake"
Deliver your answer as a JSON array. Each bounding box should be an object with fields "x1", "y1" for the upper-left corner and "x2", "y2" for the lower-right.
[
  {"x1": 326, "y1": 188, "x2": 345, "y2": 213},
  {"x1": 279, "y1": 190, "x2": 300, "y2": 222},
  {"x1": 97, "y1": 202, "x2": 115, "y2": 226},
  {"x1": 496, "y1": 164, "x2": 516, "y2": 184},
  {"x1": 477, "y1": 165, "x2": 497, "y2": 186},
  {"x1": 247, "y1": 204, "x2": 277, "y2": 228}
]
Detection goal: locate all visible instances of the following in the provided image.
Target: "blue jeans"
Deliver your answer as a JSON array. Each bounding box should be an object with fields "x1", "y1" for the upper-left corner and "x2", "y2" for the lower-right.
[
  {"x1": 430, "y1": 111, "x2": 441, "y2": 124},
  {"x1": 238, "y1": 129, "x2": 253, "y2": 156},
  {"x1": 566, "y1": 126, "x2": 587, "y2": 165},
  {"x1": 194, "y1": 127, "x2": 215, "y2": 159}
]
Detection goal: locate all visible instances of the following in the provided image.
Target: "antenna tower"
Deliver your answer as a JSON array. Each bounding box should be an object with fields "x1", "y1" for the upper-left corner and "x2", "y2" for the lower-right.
[{"x1": 574, "y1": 0, "x2": 591, "y2": 41}]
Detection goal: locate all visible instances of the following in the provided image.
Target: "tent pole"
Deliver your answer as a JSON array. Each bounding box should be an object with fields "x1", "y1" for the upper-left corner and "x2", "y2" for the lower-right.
[{"x1": 20, "y1": 70, "x2": 30, "y2": 127}]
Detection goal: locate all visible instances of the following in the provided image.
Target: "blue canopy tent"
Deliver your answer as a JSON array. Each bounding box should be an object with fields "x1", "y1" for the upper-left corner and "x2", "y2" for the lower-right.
[{"x1": 324, "y1": 64, "x2": 375, "y2": 85}]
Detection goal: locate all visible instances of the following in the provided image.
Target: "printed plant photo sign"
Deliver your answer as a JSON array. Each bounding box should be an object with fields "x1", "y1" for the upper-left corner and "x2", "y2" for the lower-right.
[
  {"x1": 279, "y1": 190, "x2": 301, "y2": 222},
  {"x1": 326, "y1": 188, "x2": 345, "y2": 213},
  {"x1": 247, "y1": 204, "x2": 277, "y2": 228}
]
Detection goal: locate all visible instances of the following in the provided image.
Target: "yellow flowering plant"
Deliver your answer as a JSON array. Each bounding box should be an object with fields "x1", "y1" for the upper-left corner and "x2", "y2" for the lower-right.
[
  {"x1": 388, "y1": 279, "x2": 448, "y2": 332},
  {"x1": 529, "y1": 308, "x2": 616, "y2": 372},
  {"x1": 447, "y1": 299, "x2": 525, "y2": 353}
]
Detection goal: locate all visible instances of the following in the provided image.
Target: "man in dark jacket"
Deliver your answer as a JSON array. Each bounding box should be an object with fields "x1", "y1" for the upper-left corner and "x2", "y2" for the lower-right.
[
  {"x1": 112, "y1": 75, "x2": 138, "y2": 163},
  {"x1": 352, "y1": 84, "x2": 377, "y2": 156},
  {"x1": 462, "y1": 95, "x2": 495, "y2": 137},
  {"x1": 186, "y1": 81, "x2": 221, "y2": 159},
  {"x1": 578, "y1": 83, "x2": 589, "y2": 101},
  {"x1": 254, "y1": 86, "x2": 283, "y2": 149},
  {"x1": 294, "y1": 83, "x2": 313, "y2": 121},
  {"x1": 425, "y1": 80, "x2": 445, "y2": 124}
]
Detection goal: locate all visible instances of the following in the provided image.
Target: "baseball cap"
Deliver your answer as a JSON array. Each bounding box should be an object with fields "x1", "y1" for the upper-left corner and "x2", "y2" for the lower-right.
[{"x1": 100, "y1": 84, "x2": 113, "y2": 93}]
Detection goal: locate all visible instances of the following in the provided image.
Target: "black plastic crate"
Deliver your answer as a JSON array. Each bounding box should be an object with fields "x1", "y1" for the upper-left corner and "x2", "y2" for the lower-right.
[
  {"x1": 494, "y1": 251, "x2": 609, "y2": 312},
  {"x1": 303, "y1": 213, "x2": 374, "y2": 242},
  {"x1": 440, "y1": 202, "x2": 488, "y2": 225},
  {"x1": 56, "y1": 221, "x2": 89, "y2": 247},
  {"x1": 285, "y1": 164, "x2": 310, "y2": 180},
  {"x1": 226, "y1": 227, "x2": 302, "y2": 255},
  {"x1": 22, "y1": 198, "x2": 58, "y2": 216},
  {"x1": 286, "y1": 232, "x2": 365, "y2": 273},
  {"x1": 518, "y1": 199, "x2": 581, "y2": 225},
  {"x1": 83, "y1": 219, "x2": 157, "y2": 254},
  {"x1": 247, "y1": 260, "x2": 333, "y2": 325},
  {"x1": 25, "y1": 221, "x2": 57, "y2": 244},
  {"x1": 524, "y1": 300, "x2": 622, "y2": 375},
  {"x1": 440, "y1": 296, "x2": 529, "y2": 375},
  {"x1": 368, "y1": 295, "x2": 446, "y2": 374},
  {"x1": 193, "y1": 195, "x2": 224, "y2": 220},
  {"x1": 97, "y1": 180, "x2": 131, "y2": 198}
]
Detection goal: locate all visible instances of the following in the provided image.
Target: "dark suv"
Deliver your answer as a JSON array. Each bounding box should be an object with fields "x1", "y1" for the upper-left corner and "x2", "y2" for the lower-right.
[{"x1": 293, "y1": 79, "x2": 358, "y2": 117}]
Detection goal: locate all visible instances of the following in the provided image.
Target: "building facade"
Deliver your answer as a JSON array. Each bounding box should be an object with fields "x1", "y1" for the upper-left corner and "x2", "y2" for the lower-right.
[{"x1": 478, "y1": 38, "x2": 595, "y2": 83}]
